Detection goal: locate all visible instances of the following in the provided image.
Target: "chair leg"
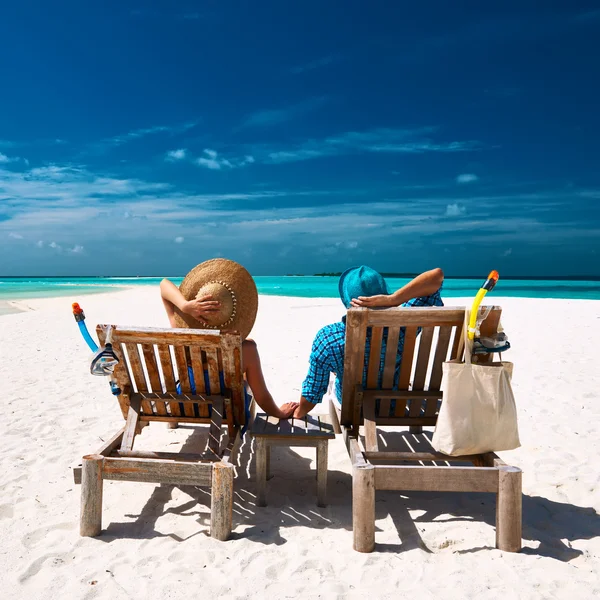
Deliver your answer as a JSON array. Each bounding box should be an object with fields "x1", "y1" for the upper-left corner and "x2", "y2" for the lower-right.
[
  {"x1": 409, "y1": 426, "x2": 423, "y2": 434},
  {"x1": 316, "y1": 440, "x2": 328, "y2": 507},
  {"x1": 496, "y1": 466, "x2": 522, "y2": 552},
  {"x1": 168, "y1": 422, "x2": 179, "y2": 429},
  {"x1": 266, "y1": 443, "x2": 272, "y2": 480},
  {"x1": 80, "y1": 454, "x2": 104, "y2": 537},
  {"x1": 352, "y1": 464, "x2": 375, "y2": 553},
  {"x1": 211, "y1": 462, "x2": 234, "y2": 541},
  {"x1": 256, "y1": 437, "x2": 268, "y2": 507},
  {"x1": 328, "y1": 397, "x2": 342, "y2": 435}
]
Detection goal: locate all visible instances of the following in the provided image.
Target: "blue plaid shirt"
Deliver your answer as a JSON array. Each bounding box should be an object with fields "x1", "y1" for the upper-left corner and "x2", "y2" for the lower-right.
[{"x1": 302, "y1": 288, "x2": 444, "y2": 404}]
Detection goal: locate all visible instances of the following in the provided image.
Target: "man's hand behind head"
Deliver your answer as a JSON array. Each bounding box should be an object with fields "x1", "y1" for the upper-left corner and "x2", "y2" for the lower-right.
[{"x1": 350, "y1": 294, "x2": 393, "y2": 308}]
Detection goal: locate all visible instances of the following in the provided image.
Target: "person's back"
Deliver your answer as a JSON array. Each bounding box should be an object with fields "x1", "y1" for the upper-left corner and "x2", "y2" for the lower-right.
[{"x1": 294, "y1": 266, "x2": 444, "y2": 418}]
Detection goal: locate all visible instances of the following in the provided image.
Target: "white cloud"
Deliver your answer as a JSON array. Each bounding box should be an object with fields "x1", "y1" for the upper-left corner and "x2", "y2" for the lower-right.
[
  {"x1": 445, "y1": 203, "x2": 466, "y2": 217},
  {"x1": 8, "y1": 232, "x2": 23, "y2": 239},
  {"x1": 0, "y1": 152, "x2": 23, "y2": 164},
  {"x1": 36, "y1": 240, "x2": 44, "y2": 248},
  {"x1": 174, "y1": 236, "x2": 184, "y2": 243},
  {"x1": 502, "y1": 248, "x2": 513, "y2": 256},
  {"x1": 68, "y1": 245, "x2": 85, "y2": 254},
  {"x1": 166, "y1": 149, "x2": 187, "y2": 161},
  {"x1": 195, "y1": 149, "x2": 254, "y2": 170},
  {"x1": 49, "y1": 241, "x2": 61, "y2": 250},
  {"x1": 456, "y1": 173, "x2": 479, "y2": 184}
]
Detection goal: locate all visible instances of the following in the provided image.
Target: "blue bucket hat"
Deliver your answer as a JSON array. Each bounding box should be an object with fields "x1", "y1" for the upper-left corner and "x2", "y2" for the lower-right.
[{"x1": 338, "y1": 265, "x2": 388, "y2": 308}]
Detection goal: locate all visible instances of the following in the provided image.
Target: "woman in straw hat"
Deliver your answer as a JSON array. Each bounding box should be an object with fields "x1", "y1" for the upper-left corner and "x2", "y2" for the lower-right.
[{"x1": 160, "y1": 258, "x2": 298, "y2": 419}]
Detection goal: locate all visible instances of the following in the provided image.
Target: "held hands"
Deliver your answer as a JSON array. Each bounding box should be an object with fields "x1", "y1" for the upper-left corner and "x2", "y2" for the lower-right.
[
  {"x1": 182, "y1": 294, "x2": 221, "y2": 321},
  {"x1": 277, "y1": 402, "x2": 299, "y2": 419},
  {"x1": 350, "y1": 294, "x2": 394, "y2": 308}
]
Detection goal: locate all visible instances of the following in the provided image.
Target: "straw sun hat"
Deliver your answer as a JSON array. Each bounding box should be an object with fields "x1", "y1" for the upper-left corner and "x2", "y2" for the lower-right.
[{"x1": 173, "y1": 258, "x2": 258, "y2": 339}]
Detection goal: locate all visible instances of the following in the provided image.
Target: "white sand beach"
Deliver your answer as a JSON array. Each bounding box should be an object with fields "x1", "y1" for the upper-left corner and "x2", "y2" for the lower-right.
[{"x1": 0, "y1": 289, "x2": 599, "y2": 599}]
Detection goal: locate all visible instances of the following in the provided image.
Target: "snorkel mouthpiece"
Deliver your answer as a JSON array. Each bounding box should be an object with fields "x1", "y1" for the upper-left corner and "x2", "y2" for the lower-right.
[
  {"x1": 72, "y1": 302, "x2": 85, "y2": 323},
  {"x1": 482, "y1": 270, "x2": 499, "y2": 292}
]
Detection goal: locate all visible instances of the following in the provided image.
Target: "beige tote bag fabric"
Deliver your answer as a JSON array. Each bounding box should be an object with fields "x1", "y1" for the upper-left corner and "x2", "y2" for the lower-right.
[{"x1": 431, "y1": 311, "x2": 520, "y2": 456}]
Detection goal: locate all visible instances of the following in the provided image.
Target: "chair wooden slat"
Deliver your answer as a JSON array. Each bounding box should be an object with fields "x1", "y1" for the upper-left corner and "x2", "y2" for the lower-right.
[
  {"x1": 125, "y1": 343, "x2": 153, "y2": 416},
  {"x1": 188, "y1": 346, "x2": 209, "y2": 418},
  {"x1": 221, "y1": 336, "x2": 244, "y2": 427},
  {"x1": 412, "y1": 326, "x2": 433, "y2": 391},
  {"x1": 141, "y1": 344, "x2": 163, "y2": 393},
  {"x1": 366, "y1": 327, "x2": 383, "y2": 389},
  {"x1": 173, "y1": 346, "x2": 195, "y2": 417},
  {"x1": 156, "y1": 344, "x2": 180, "y2": 417},
  {"x1": 379, "y1": 326, "x2": 400, "y2": 417},
  {"x1": 395, "y1": 327, "x2": 418, "y2": 417},
  {"x1": 429, "y1": 326, "x2": 453, "y2": 391},
  {"x1": 141, "y1": 344, "x2": 166, "y2": 415},
  {"x1": 206, "y1": 348, "x2": 221, "y2": 395},
  {"x1": 423, "y1": 326, "x2": 452, "y2": 418},
  {"x1": 381, "y1": 327, "x2": 401, "y2": 388}
]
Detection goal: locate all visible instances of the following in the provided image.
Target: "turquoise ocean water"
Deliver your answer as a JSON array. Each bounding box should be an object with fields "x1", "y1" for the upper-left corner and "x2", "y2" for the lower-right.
[{"x1": 1, "y1": 276, "x2": 600, "y2": 308}]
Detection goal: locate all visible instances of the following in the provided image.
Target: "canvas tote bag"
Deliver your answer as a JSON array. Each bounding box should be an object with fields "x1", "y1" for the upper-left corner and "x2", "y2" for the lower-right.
[{"x1": 431, "y1": 311, "x2": 520, "y2": 456}]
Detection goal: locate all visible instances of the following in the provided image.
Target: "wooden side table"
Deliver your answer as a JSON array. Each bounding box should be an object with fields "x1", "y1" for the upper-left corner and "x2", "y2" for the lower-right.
[{"x1": 252, "y1": 413, "x2": 336, "y2": 507}]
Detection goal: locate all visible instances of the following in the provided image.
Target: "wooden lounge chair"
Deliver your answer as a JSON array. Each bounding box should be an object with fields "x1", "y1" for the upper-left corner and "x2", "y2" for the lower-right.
[
  {"x1": 328, "y1": 306, "x2": 522, "y2": 553},
  {"x1": 72, "y1": 325, "x2": 248, "y2": 541}
]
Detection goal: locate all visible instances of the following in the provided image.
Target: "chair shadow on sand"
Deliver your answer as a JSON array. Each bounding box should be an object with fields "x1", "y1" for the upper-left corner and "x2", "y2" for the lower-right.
[{"x1": 100, "y1": 426, "x2": 600, "y2": 562}]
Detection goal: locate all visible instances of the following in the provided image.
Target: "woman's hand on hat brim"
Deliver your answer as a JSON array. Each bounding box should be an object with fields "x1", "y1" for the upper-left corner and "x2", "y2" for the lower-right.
[
  {"x1": 182, "y1": 296, "x2": 221, "y2": 320},
  {"x1": 351, "y1": 294, "x2": 393, "y2": 308}
]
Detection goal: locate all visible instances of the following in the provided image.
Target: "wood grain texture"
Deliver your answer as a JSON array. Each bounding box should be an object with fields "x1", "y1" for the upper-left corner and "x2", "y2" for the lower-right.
[
  {"x1": 363, "y1": 399, "x2": 379, "y2": 452},
  {"x1": 80, "y1": 455, "x2": 104, "y2": 537},
  {"x1": 374, "y1": 465, "x2": 499, "y2": 492},
  {"x1": 496, "y1": 466, "x2": 522, "y2": 552},
  {"x1": 210, "y1": 463, "x2": 234, "y2": 541},
  {"x1": 340, "y1": 309, "x2": 368, "y2": 427},
  {"x1": 101, "y1": 457, "x2": 212, "y2": 486},
  {"x1": 316, "y1": 439, "x2": 328, "y2": 507},
  {"x1": 352, "y1": 464, "x2": 375, "y2": 553},
  {"x1": 366, "y1": 326, "x2": 383, "y2": 389}
]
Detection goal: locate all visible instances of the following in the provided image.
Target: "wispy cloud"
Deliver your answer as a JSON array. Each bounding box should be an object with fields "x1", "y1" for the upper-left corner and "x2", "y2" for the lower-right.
[
  {"x1": 456, "y1": 173, "x2": 478, "y2": 184},
  {"x1": 290, "y1": 54, "x2": 342, "y2": 74},
  {"x1": 166, "y1": 148, "x2": 187, "y2": 161},
  {"x1": 8, "y1": 232, "x2": 23, "y2": 239},
  {"x1": 242, "y1": 97, "x2": 328, "y2": 128},
  {"x1": 90, "y1": 122, "x2": 199, "y2": 153},
  {"x1": 174, "y1": 236, "x2": 184, "y2": 243},
  {"x1": 261, "y1": 127, "x2": 483, "y2": 164},
  {"x1": 196, "y1": 149, "x2": 254, "y2": 170}
]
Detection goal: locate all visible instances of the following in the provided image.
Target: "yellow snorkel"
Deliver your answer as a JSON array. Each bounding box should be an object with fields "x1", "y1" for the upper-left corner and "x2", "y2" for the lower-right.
[{"x1": 468, "y1": 270, "x2": 500, "y2": 340}]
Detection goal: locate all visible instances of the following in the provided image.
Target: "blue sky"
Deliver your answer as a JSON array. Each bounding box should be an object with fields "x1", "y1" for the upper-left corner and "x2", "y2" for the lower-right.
[{"x1": 1, "y1": 1, "x2": 599, "y2": 276}]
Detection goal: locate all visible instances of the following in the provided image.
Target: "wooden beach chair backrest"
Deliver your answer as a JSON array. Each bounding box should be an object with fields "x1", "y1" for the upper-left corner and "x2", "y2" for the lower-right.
[
  {"x1": 96, "y1": 325, "x2": 245, "y2": 426},
  {"x1": 340, "y1": 306, "x2": 502, "y2": 431}
]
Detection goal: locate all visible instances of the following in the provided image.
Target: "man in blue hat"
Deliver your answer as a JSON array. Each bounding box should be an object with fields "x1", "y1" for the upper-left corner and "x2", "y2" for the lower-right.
[{"x1": 293, "y1": 267, "x2": 444, "y2": 418}]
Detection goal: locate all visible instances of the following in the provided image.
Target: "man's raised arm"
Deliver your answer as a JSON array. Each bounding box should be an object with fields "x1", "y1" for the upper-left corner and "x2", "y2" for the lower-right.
[{"x1": 351, "y1": 268, "x2": 444, "y2": 308}]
